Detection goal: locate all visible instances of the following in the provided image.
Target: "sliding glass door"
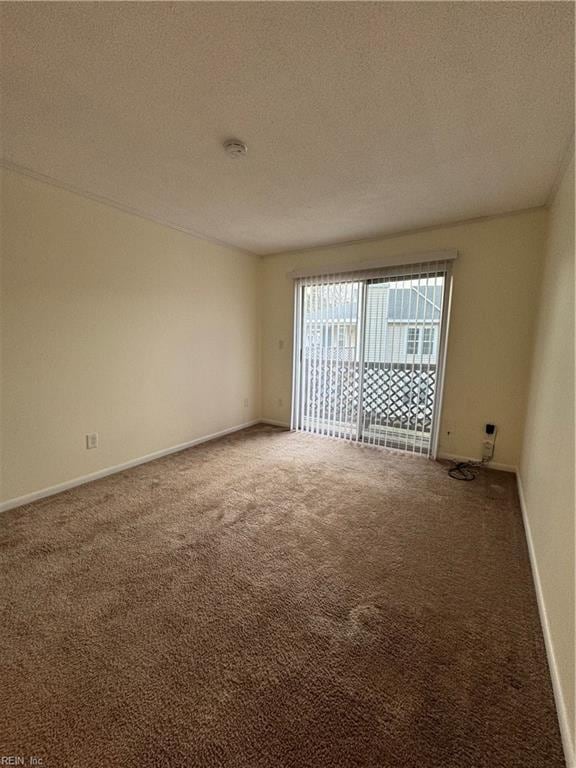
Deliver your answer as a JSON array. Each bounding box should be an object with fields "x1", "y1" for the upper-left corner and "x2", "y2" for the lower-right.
[{"x1": 291, "y1": 262, "x2": 451, "y2": 457}]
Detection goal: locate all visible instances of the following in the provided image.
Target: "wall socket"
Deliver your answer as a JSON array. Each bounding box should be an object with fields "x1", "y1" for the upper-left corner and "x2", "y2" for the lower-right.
[
  {"x1": 243, "y1": 398, "x2": 249, "y2": 408},
  {"x1": 278, "y1": 397, "x2": 283, "y2": 407},
  {"x1": 86, "y1": 432, "x2": 99, "y2": 450}
]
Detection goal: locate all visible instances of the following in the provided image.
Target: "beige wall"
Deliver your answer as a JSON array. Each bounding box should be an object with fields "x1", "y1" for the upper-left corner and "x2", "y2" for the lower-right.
[
  {"x1": 520, "y1": 154, "x2": 575, "y2": 764},
  {"x1": 0, "y1": 168, "x2": 260, "y2": 503},
  {"x1": 261, "y1": 209, "x2": 547, "y2": 468},
  {"x1": 0, "y1": 168, "x2": 552, "y2": 489}
]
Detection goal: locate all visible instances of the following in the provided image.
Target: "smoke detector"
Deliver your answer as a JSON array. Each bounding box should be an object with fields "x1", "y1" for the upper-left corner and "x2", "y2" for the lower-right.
[{"x1": 223, "y1": 139, "x2": 248, "y2": 159}]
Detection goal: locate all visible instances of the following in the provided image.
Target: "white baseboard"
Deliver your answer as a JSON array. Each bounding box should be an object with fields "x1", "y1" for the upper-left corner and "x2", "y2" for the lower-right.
[
  {"x1": 260, "y1": 419, "x2": 290, "y2": 428},
  {"x1": 517, "y1": 474, "x2": 575, "y2": 768},
  {"x1": 437, "y1": 451, "x2": 517, "y2": 473},
  {"x1": 0, "y1": 419, "x2": 260, "y2": 514}
]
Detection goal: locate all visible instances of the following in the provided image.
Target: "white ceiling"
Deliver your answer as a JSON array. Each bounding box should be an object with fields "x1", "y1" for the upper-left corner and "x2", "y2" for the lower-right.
[{"x1": 1, "y1": 2, "x2": 574, "y2": 255}]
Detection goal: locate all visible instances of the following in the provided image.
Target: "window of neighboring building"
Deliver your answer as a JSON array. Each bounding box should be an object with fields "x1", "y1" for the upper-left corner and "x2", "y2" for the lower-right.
[
  {"x1": 406, "y1": 327, "x2": 420, "y2": 355},
  {"x1": 407, "y1": 326, "x2": 436, "y2": 355},
  {"x1": 422, "y1": 327, "x2": 435, "y2": 356}
]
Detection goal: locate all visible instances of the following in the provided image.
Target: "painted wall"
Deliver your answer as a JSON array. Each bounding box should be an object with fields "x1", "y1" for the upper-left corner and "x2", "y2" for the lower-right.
[
  {"x1": 520, "y1": 154, "x2": 575, "y2": 766},
  {"x1": 260, "y1": 209, "x2": 547, "y2": 468},
  {"x1": 0, "y1": 169, "x2": 260, "y2": 503}
]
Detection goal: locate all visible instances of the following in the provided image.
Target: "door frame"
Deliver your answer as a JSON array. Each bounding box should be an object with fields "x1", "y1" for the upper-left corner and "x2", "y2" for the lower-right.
[
  {"x1": 290, "y1": 262, "x2": 454, "y2": 459},
  {"x1": 429, "y1": 263, "x2": 453, "y2": 459}
]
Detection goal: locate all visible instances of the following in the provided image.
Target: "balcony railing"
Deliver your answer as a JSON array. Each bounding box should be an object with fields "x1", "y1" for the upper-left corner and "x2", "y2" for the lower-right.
[{"x1": 301, "y1": 360, "x2": 437, "y2": 435}]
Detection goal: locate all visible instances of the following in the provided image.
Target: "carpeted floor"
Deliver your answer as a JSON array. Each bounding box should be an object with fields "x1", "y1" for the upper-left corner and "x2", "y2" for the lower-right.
[{"x1": 0, "y1": 425, "x2": 564, "y2": 767}]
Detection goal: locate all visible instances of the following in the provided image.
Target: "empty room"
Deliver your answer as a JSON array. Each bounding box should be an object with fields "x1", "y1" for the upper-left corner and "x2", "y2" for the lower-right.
[{"x1": 0, "y1": 2, "x2": 574, "y2": 767}]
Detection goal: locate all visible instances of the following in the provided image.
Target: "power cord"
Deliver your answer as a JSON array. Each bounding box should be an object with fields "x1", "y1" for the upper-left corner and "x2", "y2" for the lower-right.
[
  {"x1": 447, "y1": 425, "x2": 497, "y2": 481},
  {"x1": 448, "y1": 460, "x2": 486, "y2": 481}
]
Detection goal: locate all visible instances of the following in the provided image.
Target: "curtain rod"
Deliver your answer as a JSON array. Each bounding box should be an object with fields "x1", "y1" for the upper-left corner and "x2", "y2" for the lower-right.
[{"x1": 287, "y1": 249, "x2": 458, "y2": 279}]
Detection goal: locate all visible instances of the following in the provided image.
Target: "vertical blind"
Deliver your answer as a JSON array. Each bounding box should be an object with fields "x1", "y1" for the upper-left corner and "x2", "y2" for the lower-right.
[{"x1": 291, "y1": 260, "x2": 452, "y2": 457}]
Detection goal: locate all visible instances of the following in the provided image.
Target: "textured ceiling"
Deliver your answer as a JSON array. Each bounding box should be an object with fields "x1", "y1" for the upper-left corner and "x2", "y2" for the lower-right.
[{"x1": 1, "y1": 2, "x2": 574, "y2": 254}]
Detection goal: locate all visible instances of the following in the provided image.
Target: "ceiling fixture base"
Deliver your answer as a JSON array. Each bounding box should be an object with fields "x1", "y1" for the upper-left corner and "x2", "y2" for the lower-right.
[{"x1": 223, "y1": 139, "x2": 248, "y2": 159}]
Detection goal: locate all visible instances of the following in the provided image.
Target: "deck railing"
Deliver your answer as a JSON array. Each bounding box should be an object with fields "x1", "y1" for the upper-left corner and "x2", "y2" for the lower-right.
[{"x1": 301, "y1": 360, "x2": 437, "y2": 433}]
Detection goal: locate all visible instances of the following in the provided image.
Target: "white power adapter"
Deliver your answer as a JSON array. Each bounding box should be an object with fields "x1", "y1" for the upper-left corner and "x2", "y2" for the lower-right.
[
  {"x1": 482, "y1": 423, "x2": 497, "y2": 462},
  {"x1": 482, "y1": 439, "x2": 495, "y2": 461}
]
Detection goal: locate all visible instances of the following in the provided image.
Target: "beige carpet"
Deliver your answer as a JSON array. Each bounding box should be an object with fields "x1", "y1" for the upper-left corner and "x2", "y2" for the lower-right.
[{"x1": 0, "y1": 425, "x2": 564, "y2": 767}]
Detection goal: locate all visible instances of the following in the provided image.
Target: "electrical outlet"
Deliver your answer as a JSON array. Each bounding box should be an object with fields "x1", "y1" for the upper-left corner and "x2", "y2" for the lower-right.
[
  {"x1": 243, "y1": 398, "x2": 249, "y2": 408},
  {"x1": 278, "y1": 397, "x2": 283, "y2": 407},
  {"x1": 86, "y1": 432, "x2": 99, "y2": 450},
  {"x1": 278, "y1": 339, "x2": 284, "y2": 350}
]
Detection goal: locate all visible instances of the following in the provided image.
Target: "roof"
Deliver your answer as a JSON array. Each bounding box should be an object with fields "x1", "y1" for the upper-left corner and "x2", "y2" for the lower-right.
[
  {"x1": 385, "y1": 286, "x2": 442, "y2": 321},
  {"x1": 305, "y1": 284, "x2": 442, "y2": 323}
]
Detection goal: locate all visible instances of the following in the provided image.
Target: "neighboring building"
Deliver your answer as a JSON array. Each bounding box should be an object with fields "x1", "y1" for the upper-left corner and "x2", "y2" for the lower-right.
[{"x1": 303, "y1": 280, "x2": 442, "y2": 365}]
